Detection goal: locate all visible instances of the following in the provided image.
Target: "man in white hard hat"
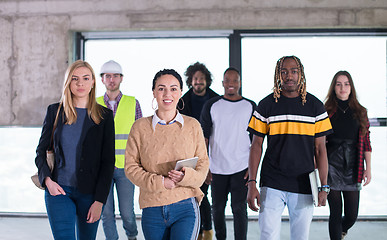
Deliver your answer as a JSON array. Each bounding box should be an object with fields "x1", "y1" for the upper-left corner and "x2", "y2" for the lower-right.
[{"x1": 97, "y1": 60, "x2": 142, "y2": 240}]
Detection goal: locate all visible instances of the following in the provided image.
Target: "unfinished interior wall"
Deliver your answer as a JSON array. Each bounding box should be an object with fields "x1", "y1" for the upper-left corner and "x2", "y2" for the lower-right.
[{"x1": 0, "y1": 0, "x2": 386, "y2": 125}]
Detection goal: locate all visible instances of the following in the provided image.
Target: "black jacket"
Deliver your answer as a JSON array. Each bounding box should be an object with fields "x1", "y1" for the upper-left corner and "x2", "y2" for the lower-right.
[
  {"x1": 178, "y1": 88, "x2": 219, "y2": 119},
  {"x1": 35, "y1": 103, "x2": 115, "y2": 204}
]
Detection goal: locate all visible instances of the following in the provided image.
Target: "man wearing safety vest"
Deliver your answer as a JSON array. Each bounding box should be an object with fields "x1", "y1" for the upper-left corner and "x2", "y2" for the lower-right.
[{"x1": 97, "y1": 60, "x2": 142, "y2": 240}]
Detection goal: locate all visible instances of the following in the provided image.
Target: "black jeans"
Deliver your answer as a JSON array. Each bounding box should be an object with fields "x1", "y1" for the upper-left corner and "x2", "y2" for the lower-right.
[
  {"x1": 328, "y1": 190, "x2": 360, "y2": 240},
  {"x1": 211, "y1": 169, "x2": 248, "y2": 240},
  {"x1": 200, "y1": 183, "x2": 213, "y2": 232}
]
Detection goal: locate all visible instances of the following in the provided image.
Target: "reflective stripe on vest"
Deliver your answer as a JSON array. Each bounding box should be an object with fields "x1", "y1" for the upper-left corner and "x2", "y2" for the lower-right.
[{"x1": 97, "y1": 95, "x2": 136, "y2": 168}]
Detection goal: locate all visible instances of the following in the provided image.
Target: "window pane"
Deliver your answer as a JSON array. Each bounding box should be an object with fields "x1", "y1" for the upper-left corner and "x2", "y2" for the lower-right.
[
  {"x1": 242, "y1": 36, "x2": 387, "y2": 217},
  {"x1": 85, "y1": 38, "x2": 229, "y2": 117},
  {"x1": 242, "y1": 36, "x2": 387, "y2": 118}
]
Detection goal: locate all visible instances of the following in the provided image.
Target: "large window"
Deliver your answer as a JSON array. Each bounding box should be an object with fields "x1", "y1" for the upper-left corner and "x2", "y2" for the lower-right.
[
  {"x1": 85, "y1": 36, "x2": 229, "y2": 118},
  {"x1": 1, "y1": 30, "x2": 386, "y2": 218},
  {"x1": 241, "y1": 36, "x2": 387, "y2": 119},
  {"x1": 240, "y1": 34, "x2": 387, "y2": 216}
]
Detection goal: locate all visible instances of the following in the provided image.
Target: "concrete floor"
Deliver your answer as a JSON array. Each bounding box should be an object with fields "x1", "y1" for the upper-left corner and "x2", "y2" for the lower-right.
[{"x1": 0, "y1": 215, "x2": 386, "y2": 240}]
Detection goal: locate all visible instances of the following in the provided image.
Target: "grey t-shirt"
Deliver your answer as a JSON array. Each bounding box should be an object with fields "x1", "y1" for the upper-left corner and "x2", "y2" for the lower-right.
[{"x1": 57, "y1": 108, "x2": 87, "y2": 187}]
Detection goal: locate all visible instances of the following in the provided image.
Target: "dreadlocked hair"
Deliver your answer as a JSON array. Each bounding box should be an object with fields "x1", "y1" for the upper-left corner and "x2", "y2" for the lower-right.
[{"x1": 273, "y1": 56, "x2": 307, "y2": 105}]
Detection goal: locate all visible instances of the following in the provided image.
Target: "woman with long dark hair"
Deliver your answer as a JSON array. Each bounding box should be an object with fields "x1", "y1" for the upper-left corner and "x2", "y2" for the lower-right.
[
  {"x1": 125, "y1": 69, "x2": 209, "y2": 239},
  {"x1": 35, "y1": 60, "x2": 115, "y2": 239},
  {"x1": 324, "y1": 71, "x2": 372, "y2": 240}
]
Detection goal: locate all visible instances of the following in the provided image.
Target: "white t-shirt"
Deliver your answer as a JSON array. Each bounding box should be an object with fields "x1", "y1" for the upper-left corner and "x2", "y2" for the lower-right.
[{"x1": 201, "y1": 96, "x2": 256, "y2": 174}]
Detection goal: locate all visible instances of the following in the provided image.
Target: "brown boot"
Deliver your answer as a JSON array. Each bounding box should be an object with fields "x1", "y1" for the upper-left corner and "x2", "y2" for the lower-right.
[
  {"x1": 197, "y1": 232, "x2": 203, "y2": 240},
  {"x1": 202, "y1": 229, "x2": 213, "y2": 240}
]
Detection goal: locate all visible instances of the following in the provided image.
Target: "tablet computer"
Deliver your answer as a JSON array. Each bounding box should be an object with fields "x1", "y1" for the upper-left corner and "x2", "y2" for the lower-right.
[
  {"x1": 309, "y1": 168, "x2": 321, "y2": 207},
  {"x1": 174, "y1": 157, "x2": 198, "y2": 170}
]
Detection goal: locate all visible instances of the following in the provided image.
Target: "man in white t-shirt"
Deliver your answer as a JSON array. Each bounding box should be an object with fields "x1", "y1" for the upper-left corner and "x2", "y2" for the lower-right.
[{"x1": 200, "y1": 67, "x2": 256, "y2": 240}]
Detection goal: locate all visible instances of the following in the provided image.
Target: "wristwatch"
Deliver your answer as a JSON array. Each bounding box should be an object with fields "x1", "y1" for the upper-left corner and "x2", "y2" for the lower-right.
[{"x1": 319, "y1": 185, "x2": 330, "y2": 194}]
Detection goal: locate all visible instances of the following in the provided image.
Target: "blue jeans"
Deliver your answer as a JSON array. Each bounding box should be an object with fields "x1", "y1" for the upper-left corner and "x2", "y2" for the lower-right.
[
  {"x1": 45, "y1": 186, "x2": 100, "y2": 240},
  {"x1": 101, "y1": 168, "x2": 137, "y2": 239},
  {"x1": 258, "y1": 187, "x2": 314, "y2": 240},
  {"x1": 141, "y1": 197, "x2": 200, "y2": 240}
]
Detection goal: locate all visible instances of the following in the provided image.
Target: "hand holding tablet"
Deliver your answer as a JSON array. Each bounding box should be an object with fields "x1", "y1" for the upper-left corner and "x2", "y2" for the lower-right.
[{"x1": 174, "y1": 157, "x2": 198, "y2": 170}]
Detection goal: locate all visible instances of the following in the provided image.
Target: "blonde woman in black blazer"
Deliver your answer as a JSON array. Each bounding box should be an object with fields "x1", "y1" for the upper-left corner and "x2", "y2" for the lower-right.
[{"x1": 35, "y1": 60, "x2": 115, "y2": 240}]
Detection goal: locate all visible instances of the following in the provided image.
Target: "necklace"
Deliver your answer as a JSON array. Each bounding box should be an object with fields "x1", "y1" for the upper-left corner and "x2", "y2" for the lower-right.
[{"x1": 337, "y1": 105, "x2": 349, "y2": 113}]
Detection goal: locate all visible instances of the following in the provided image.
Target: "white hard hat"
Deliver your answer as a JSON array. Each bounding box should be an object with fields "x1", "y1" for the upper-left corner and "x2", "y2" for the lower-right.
[{"x1": 100, "y1": 60, "x2": 123, "y2": 75}]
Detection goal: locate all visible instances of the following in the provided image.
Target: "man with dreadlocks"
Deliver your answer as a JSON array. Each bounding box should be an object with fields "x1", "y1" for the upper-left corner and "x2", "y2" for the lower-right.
[{"x1": 246, "y1": 56, "x2": 332, "y2": 240}]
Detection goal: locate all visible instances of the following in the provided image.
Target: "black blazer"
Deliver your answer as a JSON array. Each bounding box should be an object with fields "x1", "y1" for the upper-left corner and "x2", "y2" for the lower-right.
[{"x1": 35, "y1": 103, "x2": 115, "y2": 204}]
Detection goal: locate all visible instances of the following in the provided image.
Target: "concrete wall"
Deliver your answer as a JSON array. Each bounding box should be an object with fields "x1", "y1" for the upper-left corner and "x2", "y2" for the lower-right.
[{"x1": 1, "y1": 0, "x2": 386, "y2": 125}]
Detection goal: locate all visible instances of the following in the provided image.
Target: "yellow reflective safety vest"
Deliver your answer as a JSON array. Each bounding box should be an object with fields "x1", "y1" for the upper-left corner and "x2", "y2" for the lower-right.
[{"x1": 97, "y1": 95, "x2": 136, "y2": 168}]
